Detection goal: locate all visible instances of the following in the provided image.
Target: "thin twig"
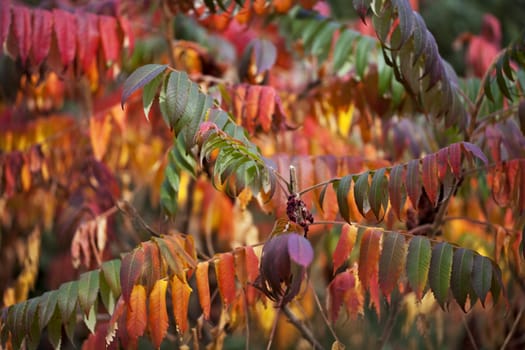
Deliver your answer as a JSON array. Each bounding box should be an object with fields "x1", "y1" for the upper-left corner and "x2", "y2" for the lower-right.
[
  {"x1": 501, "y1": 305, "x2": 525, "y2": 350},
  {"x1": 298, "y1": 178, "x2": 340, "y2": 196},
  {"x1": 309, "y1": 281, "x2": 340, "y2": 343},
  {"x1": 266, "y1": 307, "x2": 281, "y2": 350},
  {"x1": 462, "y1": 315, "x2": 479, "y2": 350},
  {"x1": 281, "y1": 304, "x2": 324, "y2": 349}
]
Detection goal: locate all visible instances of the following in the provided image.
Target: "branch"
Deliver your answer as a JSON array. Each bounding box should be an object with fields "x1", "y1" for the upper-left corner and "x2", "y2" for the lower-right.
[
  {"x1": 281, "y1": 304, "x2": 324, "y2": 349},
  {"x1": 501, "y1": 305, "x2": 525, "y2": 350}
]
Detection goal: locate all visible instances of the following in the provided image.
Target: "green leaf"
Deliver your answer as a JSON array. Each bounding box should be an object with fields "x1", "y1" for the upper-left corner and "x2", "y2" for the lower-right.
[
  {"x1": 333, "y1": 29, "x2": 359, "y2": 73},
  {"x1": 311, "y1": 22, "x2": 337, "y2": 63},
  {"x1": 472, "y1": 254, "x2": 493, "y2": 307},
  {"x1": 354, "y1": 171, "x2": 370, "y2": 217},
  {"x1": 7, "y1": 302, "x2": 27, "y2": 349},
  {"x1": 369, "y1": 168, "x2": 388, "y2": 220},
  {"x1": 429, "y1": 242, "x2": 453, "y2": 309},
  {"x1": 490, "y1": 262, "x2": 504, "y2": 304},
  {"x1": 335, "y1": 175, "x2": 353, "y2": 223},
  {"x1": 379, "y1": 232, "x2": 406, "y2": 297},
  {"x1": 99, "y1": 275, "x2": 116, "y2": 314},
  {"x1": 496, "y1": 60, "x2": 513, "y2": 100},
  {"x1": 451, "y1": 248, "x2": 474, "y2": 311},
  {"x1": 406, "y1": 236, "x2": 431, "y2": 299},
  {"x1": 63, "y1": 305, "x2": 78, "y2": 345},
  {"x1": 388, "y1": 164, "x2": 406, "y2": 220},
  {"x1": 38, "y1": 290, "x2": 59, "y2": 330},
  {"x1": 25, "y1": 297, "x2": 41, "y2": 347},
  {"x1": 355, "y1": 38, "x2": 374, "y2": 79},
  {"x1": 142, "y1": 70, "x2": 165, "y2": 120},
  {"x1": 121, "y1": 64, "x2": 167, "y2": 108},
  {"x1": 84, "y1": 304, "x2": 97, "y2": 334},
  {"x1": 57, "y1": 281, "x2": 79, "y2": 322},
  {"x1": 47, "y1": 309, "x2": 62, "y2": 350},
  {"x1": 78, "y1": 270, "x2": 100, "y2": 315},
  {"x1": 101, "y1": 259, "x2": 122, "y2": 297}
]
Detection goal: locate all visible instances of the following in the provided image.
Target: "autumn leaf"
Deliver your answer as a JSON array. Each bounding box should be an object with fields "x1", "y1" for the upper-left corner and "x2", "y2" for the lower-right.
[
  {"x1": 171, "y1": 275, "x2": 192, "y2": 334},
  {"x1": 98, "y1": 15, "x2": 119, "y2": 65},
  {"x1": 126, "y1": 284, "x2": 147, "y2": 341},
  {"x1": 53, "y1": 9, "x2": 77, "y2": 67},
  {"x1": 332, "y1": 224, "x2": 357, "y2": 274},
  {"x1": 12, "y1": 6, "x2": 32, "y2": 65},
  {"x1": 120, "y1": 247, "x2": 146, "y2": 305},
  {"x1": 0, "y1": 0, "x2": 10, "y2": 46},
  {"x1": 76, "y1": 13, "x2": 100, "y2": 72},
  {"x1": 379, "y1": 232, "x2": 406, "y2": 298},
  {"x1": 196, "y1": 262, "x2": 211, "y2": 319},
  {"x1": 215, "y1": 252, "x2": 237, "y2": 306},
  {"x1": 149, "y1": 279, "x2": 169, "y2": 348},
  {"x1": 31, "y1": 9, "x2": 53, "y2": 66},
  {"x1": 358, "y1": 229, "x2": 381, "y2": 291}
]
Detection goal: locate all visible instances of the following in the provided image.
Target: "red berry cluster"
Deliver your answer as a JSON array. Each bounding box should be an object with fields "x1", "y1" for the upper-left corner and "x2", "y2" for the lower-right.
[{"x1": 286, "y1": 194, "x2": 314, "y2": 236}]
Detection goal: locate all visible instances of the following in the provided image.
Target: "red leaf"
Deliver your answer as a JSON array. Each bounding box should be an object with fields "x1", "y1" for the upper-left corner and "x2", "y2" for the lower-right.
[
  {"x1": 422, "y1": 153, "x2": 439, "y2": 206},
  {"x1": 99, "y1": 15, "x2": 119, "y2": 64},
  {"x1": 149, "y1": 279, "x2": 169, "y2": 348},
  {"x1": 0, "y1": 0, "x2": 10, "y2": 46},
  {"x1": 448, "y1": 143, "x2": 462, "y2": 179},
  {"x1": 406, "y1": 159, "x2": 421, "y2": 207},
  {"x1": 327, "y1": 270, "x2": 355, "y2": 322},
  {"x1": 106, "y1": 297, "x2": 125, "y2": 348},
  {"x1": 436, "y1": 148, "x2": 449, "y2": 182},
  {"x1": 358, "y1": 229, "x2": 381, "y2": 290},
  {"x1": 258, "y1": 87, "x2": 276, "y2": 132},
  {"x1": 520, "y1": 160, "x2": 525, "y2": 213},
  {"x1": 31, "y1": 9, "x2": 52, "y2": 66},
  {"x1": 126, "y1": 284, "x2": 147, "y2": 342},
  {"x1": 332, "y1": 223, "x2": 357, "y2": 274},
  {"x1": 13, "y1": 5, "x2": 32, "y2": 65},
  {"x1": 53, "y1": 9, "x2": 77, "y2": 67},
  {"x1": 215, "y1": 252, "x2": 236, "y2": 306},
  {"x1": 76, "y1": 12, "x2": 100, "y2": 72},
  {"x1": 120, "y1": 247, "x2": 146, "y2": 305},
  {"x1": 388, "y1": 164, "x2": 406, "y2": 220},
  {"x1": 195, "y1": 262, "x2": 211, "y2": 319},
  {"x1": 118, "y1": 16, "x2": 134, "y2": 56}
]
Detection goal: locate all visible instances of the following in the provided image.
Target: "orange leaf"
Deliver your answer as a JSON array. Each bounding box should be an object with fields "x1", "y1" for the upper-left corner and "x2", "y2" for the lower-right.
[
  {"x1": 273, "y1": 0, "x2": 294, "y2": 13},
  {"x1": 232, "y1": 85, "x2": 248, "y2": 125},
  {"x1": 358, "y1": 229, "x2": 381, "y2": 291},
  {"x1": 195, "y1": 262, "x2": 211, "y2": 319},
  {"x1": 253, "y1": 0, "x2": 268, "y2": 15},
  {"x1": 244, "y1": 85, "x2": 262, "y2": 134},
  {"x1": 143, "y1": 241, "x2": 163, "y2": 293},
  {"x1": 149, "y1": 280, "x2": 169, "y2": 348},
  {"x1": 89, "y1": 113, "x2": 112, "y2": 161},
  {"x1": 126, "y1": 284, "x2": 147, "y2": 342},
  {"x1": 171, "y1": 275, "x2": 192, "y2": 334},
  {"x1": 215, "y1": 252, "x2": 237, "y2": 306},
  {"x1": 332, "y1": 224, "x2": 357, "y2": 274}
]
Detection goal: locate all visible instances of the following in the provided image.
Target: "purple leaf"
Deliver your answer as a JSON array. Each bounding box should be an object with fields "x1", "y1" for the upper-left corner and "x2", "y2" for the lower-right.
[{"x1": 287, "y1": 234, "x2": 314, "y2": 268}]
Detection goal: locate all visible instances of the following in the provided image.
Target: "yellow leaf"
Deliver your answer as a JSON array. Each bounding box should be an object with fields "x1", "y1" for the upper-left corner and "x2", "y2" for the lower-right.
[
  {"x1": 149, "y1": 280, "x2": 169, "y2": 348},
  {"x1": 338, "y1": 103, "x2": 354, "y2": 137},
  {"x1": 89, "y1": 113, "x2": 112, "y2": 161}
]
